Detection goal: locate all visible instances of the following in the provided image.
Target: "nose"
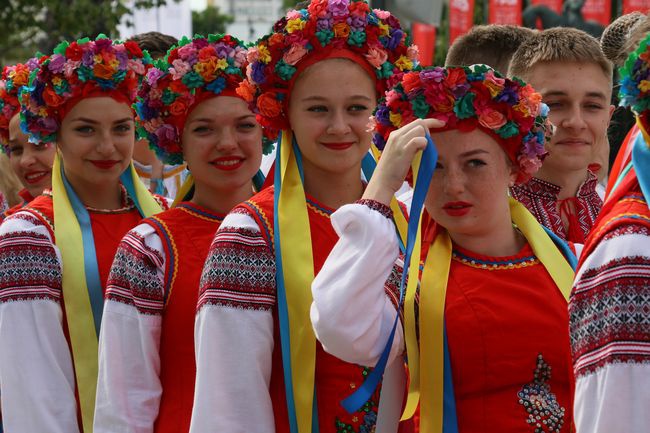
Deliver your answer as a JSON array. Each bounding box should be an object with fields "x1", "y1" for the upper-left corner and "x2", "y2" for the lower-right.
[
  {"x1": 20, "y1": 147, "x2": 37, "y2": 168},
  {"x1": 559, "y1": 104, "x2": 587, "y2": 131},
  {"x1": 442, "y1": 165, "x2": 466, "y2": 196},
  {"x1": 326, "y1": 109, "x2": 352, "y2": 136},
  {"x1": 215, "y1": 127, "x2": 238, "y2": 152},
  {"x1": 96, "y1": 130, "x2": 117, "y2": 157}
]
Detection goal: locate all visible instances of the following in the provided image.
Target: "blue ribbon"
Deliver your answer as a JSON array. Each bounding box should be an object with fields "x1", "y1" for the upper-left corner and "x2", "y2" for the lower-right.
[
  {"x1": 273, "y1": 132, "x2": 318, "y2": 433},
  {"x1": 541, "y1": 226, "x2": 578, "y2": 271},
  {"x1": 60, "y1": 163, "x2": 106, "y2": 337},
  {"x1": 342, "y1": 133, "x2": 438, "y2": 413},
  {"x1": 632, "y1": 131, "x2": 650, "y2": 205},
  {"x1": 442, "y1": 328, "x2": 459, "y2": 433}
]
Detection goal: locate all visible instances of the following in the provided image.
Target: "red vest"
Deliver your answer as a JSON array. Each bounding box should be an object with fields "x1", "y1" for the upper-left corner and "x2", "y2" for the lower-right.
[
  {"x1": 146, "y1": 202, "x2": 223, "y2": 433},
  {"x1": 240, "y1": 187, "x2": 413, "y2": 433}
]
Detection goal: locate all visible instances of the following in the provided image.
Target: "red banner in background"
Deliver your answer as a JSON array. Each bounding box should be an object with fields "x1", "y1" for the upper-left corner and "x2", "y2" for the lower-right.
[
  {"x1": 489, "y1": 0, "x2": 522, "y2": 25},
  {"x1": 412, "y1": 22, "x2": 437, "y2": 66},
  {"x1": 530, "y1": 0, "x2": 563, "y2": 12},
  {"x1": 623, "y1": 0, "x2": 650, "y2": 14},
  {"x1": 581, "y1": 0, "x2": 612, "y2": 26},
  {"x1": 449, "y1": 0, "x2": 475, "y2": 44}
]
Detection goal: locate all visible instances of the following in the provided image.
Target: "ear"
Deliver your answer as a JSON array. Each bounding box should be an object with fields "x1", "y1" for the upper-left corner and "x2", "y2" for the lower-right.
[
  {"x1": 508, "y1": 163, "x2": 519, "y2": 187},
  {"x1": 608, "y1": 104, "x2": 615, "y2": 121}
]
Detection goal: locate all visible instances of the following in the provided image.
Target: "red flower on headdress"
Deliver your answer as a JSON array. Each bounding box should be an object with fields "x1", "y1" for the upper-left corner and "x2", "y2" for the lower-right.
[
  {"x1": 444, "y1": 68, "x2": 467, "y2": 89},
  {"x1": 43, "y1": 87, "x2": 64, "y2": 107},
  {"x1": 65, "y1": 42, "x2": 83, "y2": 61},
  {"x1": 402, "y1": 72, "x2": 422, "y2": 94},
  {"x1": 124, "y1": 41, "x2": 143, "y2": 58},
  {"x1": 169, "y1": 98, "x2": 189, "y2": 116},
  {"x1": 257, "y1": 92, "x2": 283, "y2": 118}
]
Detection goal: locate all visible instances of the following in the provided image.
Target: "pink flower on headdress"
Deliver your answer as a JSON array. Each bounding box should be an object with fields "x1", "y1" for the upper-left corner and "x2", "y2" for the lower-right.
[
  {"x1": 234, "y1": 47, "x2": 247, "y2": 67},
  {"x1": 365, "y1": 47, "x2": 388, "y2": 69},
  {"x1": 170, "y1": 59, "x2": 191, "y2": 80},
  {"x1": 143, "y1": 117, "x2": 164, "y2": 133},
  {"x1": 484, "y1": 70, "x2": 505, "y2": 97},
  {"x1": 155, "y1": 123, "x2": 177, "y2": 143},
  {"x1": 128, "y1": 59, "x2": 145, "y2": 75},
  {"x1": 478, "y1": 109, "x2": 507, "y2": 130},
  {"x1": 283, "y1": 44, "x2": 308, "y2": 66},
  {"x1": 329, "y1": 0, "x2": 350, "y2": 18},
  {"x1": 146, "y1": 67, "x2": 164, "y2": 86},
  {"x1": 287, "y1": 10, "x2": 302, "y2": 20},
  {"x1": 518, "y1": 155, "x2": 542, "y2": 175},
  {"x1": 177, "y1": 44, "x2": 197, "y2": 62},
  {"x1": 247, "y1": 47, "x2": 260, "y2": 63},
  {"x1": 366, "y1": 115, "x2": 377, "y2": 133},
  {"x1": 385, "y1": 89, "x2": 400, "y2": 105},
  {"x1": 374, "y1": 9, "x2": 390, "y2": 19},
  {"x1": 63, "y1": 60, "x2": 80, "y2": 79},
  {"x1": 48, "y1": 54, "x2": 66, "y2": 74}
]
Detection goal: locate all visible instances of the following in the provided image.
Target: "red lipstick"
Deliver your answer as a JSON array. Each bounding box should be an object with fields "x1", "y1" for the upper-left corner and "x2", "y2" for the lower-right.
[
  {"x1": 322, "y1": 142, "x2": 354, "y2": 150},
  {"x1": 443, "y1": 201, "x2": 472, "y2": 217},
  {"x1": 212, "y1": 156, "x2": 244, "y2": 171},
  {"x1": 90, "y1": 160, "x2": 120, "y2": 169},
  {"x1": 23, "y1": 171, "x2": 50, "y2": 185}
]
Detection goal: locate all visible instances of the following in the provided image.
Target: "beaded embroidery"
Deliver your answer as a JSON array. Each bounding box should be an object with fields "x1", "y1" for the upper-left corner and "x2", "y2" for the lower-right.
[
  {"x1": 334, "y1": 367, "x2": 379, "y2": 433},
  {"x1": 517, "y1": 354, "x2": 566, "y2": 433},
  {"x1": 452, "y1": 249, "x2": 539, "y2": 271}
]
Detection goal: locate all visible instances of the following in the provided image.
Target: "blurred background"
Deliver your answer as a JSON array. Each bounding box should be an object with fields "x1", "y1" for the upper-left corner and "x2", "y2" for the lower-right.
[{"x1": 0, "y1": 0, "x2": 647, "y2": 68}]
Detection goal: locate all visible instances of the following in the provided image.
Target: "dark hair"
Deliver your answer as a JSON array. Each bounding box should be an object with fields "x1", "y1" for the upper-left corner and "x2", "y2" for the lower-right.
[
  {"x1": 127, "y1": 32, "x2": 178, "y2": 59},
  {"x1": 445, "y1": 25, "x2": 535, "y2": 75}
]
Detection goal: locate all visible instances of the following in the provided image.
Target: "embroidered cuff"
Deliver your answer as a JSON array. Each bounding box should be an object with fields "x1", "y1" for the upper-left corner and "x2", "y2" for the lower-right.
[{"x1": 356, "y1": 199, "x2": 393, "y2": 220}]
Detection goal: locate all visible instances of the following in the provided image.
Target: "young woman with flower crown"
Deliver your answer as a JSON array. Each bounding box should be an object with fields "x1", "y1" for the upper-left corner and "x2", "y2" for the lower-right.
[
  {"x1": 93, "y1": 33, "x2": 271, "y2": 433},
  {"x1": 311, "y1": 65, "x2": 578, "y2": 432},
  {"x1": 190, "y1": 1, "x2": 417, "y2": 432},
  {"x1": 0, "y1": 59, "x2": 56, "y2": 220},
  {"x1": 0, "y1": 36, "x2": 166, "y2": 433}
]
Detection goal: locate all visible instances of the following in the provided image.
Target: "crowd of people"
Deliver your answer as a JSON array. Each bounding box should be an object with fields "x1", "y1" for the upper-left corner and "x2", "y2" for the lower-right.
[{"x1": 0, "y1": 0, "x2": 648, "y2": 432}]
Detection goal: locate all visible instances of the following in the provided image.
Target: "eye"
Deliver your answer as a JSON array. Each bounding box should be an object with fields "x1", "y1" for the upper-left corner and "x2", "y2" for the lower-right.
[
  {"x1": 467, "y1": 158, "x2": 486, "y2": 168},
  {"x1": 307, "y1": 105, "x2": 327, "y2": 113},
  {"x1": 192, "y1": 125, "x2": 212, "y2": 134},
  {"x1": 75, "y1": 125, "x2": 94, "y2": 134},
  {"x1": 545, "y1": 101, "x2": 563, "y2": 109},
  {"x1": 237, "y1": 122, "x2": 257, "y2": 131},
  {"x1": 584, "y1": 102, "x2": 604, "y2": 111},
  {"x1": 349, "y1": 104, "x2": 369, "y2": 112},
  {"x1": 8, "y1": 146, "x2": 22, "y2": 156},
  {"x1": 114, "y1": 123, "x2": 132, "y2": 133}
]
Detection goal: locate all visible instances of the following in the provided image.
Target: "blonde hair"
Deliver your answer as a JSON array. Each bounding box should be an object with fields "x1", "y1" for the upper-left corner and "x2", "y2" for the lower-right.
[
  {"x1": 0, "y1": 154, "x2": 22, "y2": 207},
  {"x1": 446, "y1": 25, "x2": 535, "y2": 75},
  {"x1": 508, "y1": 27, "x2": 612, "y2": 84}
]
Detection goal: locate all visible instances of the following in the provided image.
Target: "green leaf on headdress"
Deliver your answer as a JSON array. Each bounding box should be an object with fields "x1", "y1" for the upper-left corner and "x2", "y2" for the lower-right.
[
  {"x1": 454, "y1": 92, "x2": 476, "y2": 119},
  {"x1": 96, "y1": 34, "x2": 108, "y2": 40},
  {"x1": 497, "y1": 121, "x2": 519, "y2": 138},
  {"x1": 207, "y1": 34, "x2": 223, "y2": 43},
  {"x1": 77, "y1": 37, "x2": 90, "y2": 45},
  {"x1": 77, "y1": 66, "x2": 93, "y2": 82},
  {"x1": 347, "y1": 31, "x2": 366, "y2": 48},
  {"x1": 178, "y1": 36, "x2": 192, "y2": 47},
  {"x1": 377, "y1": 62, "x2": 394, "y2": 79},
  {"x1": 411, "y1": 95, "x2": 429, "y2": 119},
  {"x1": 182, "y1": 71, "x2": 204, "y2": 89},
  {"x1": 53, "y1": 41, "x2": 69, "y2": 55},
  {"x1": 161, "y1": 88, "x2": 178, "y2": 105},
  {"x1": 275, "y1": 60, "x2": 297, "y2": 81},
  {"x1": 225, "y1": 65, "x2": 242, "y2": 76},
  {"x1": 316, "y1": 30, "x2": 334, "y2": 46}
]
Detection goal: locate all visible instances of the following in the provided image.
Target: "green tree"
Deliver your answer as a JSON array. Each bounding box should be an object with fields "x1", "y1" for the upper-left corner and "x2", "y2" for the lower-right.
[
  {"x1": 0, "y1": 0, "x2": 177, "y2": 64},
  {"x1": 192, "y1": 5, "x2": 234, "y2": 36}
]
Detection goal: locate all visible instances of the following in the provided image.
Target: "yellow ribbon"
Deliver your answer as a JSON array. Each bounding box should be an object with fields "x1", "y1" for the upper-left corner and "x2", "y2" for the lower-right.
[
  {"x1": 411, "y1": 197, "x2": 574, "y2": 432},
  {"x1": 172, "y1": 172, "x2": 194, "y2": 208},
  {"x1": 53, "y1": 154, "x2": 161, "y2": 432},
  {"x1": 277, "y1": 130, "x2": 317, "y2": 433}
]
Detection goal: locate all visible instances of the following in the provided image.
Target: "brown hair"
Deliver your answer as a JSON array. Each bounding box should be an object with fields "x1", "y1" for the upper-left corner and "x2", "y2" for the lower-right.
[
  {"x1": 0, "y1": 154, "x2": 22, "y2": 207},
  {"x1": 445, "y1": 25, "x2": 535, "y2": 75},
  {"x1": 601, "y1": 12, "x2": 646, "y2": 67},
  {"x1": 621, "y1": 14, "x2": 650, "y2": 66},
  {"x1": 508, "y1": 27, "x2": 612, "y2": 84},
  {"x1": 127, "y1": 32, "x2": 178, "y2": 60}
]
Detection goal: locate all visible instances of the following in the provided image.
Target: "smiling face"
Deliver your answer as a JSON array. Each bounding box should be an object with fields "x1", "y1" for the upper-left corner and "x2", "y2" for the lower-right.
[
  {"x1": 424, "y1": 129, "x2": 517, "y2": 242},
  {"x1": 525, "y1": 61, "x2": 613, "y2": 176},
  {"x1": 288, "y1": 58, "x2": 376, "y2": 180},
  {"x1": 181, "y1": 95, "x2": 263, "y2": 197},
  {"x1": 57, "y1": 97, "x2": 135, "y2": 190},
  {"x1": 8, "y1": 113, "x2": 55, "y2": 198}
]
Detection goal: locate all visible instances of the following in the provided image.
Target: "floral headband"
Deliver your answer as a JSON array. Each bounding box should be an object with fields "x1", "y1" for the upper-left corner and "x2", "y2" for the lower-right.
[
  {"x1": 135, "y1": 34, "x2": 272, "y2": 165},
  {"x1": 236, "y1": 0, "x2": 418, "y2": 139},
  {"x1": 0, "y1": 58, "x2": 41, "y2": 151},
  {"x1": 21, "y1": 35, "x2": 152, "y2": 144},
  {"x1": 620, "y1": 32, "x2": 650, "y2": 122},
  {"x1": 372, "y1": 65, "x2": 552, "y2": 183}
]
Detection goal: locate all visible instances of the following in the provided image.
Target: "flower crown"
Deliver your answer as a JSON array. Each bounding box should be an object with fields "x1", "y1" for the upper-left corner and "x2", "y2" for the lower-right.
[
  {"x1": 21, "y1": 35, "x2": 152, "y2": 144},
  {"x1": 619, "y1": 32, "x2": 650, "y2": 116},
  {"x1": 0, "y1": 58, "x2": 41, "y2": 151},
  {"x1": 236, "y1": 0, "x2": 418, "y2": 139},
  {"x1": 135, "y1": 34, "x2": 272, "y2": 165},
  {"x1": 372, "y1": 65, "x2": 552, "y2": 182}
]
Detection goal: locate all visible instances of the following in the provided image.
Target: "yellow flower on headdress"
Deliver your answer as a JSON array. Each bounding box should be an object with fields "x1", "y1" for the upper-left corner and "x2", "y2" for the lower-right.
[
  {"x1": 52, "y1": 77, "x2": 63, "y2": 86},
  {"x1": 513, "y1": 102, "x2": 530, "y2": 117},
  {"x1": 639, "y1": 79, "x2": 650, "y2": 93},
  {"x1": 94, "y1": 54, "x2": 103, "y2": 64},
  {"x1": 395, "y1": 56, "x2": 413, "y2": 72},
  {"x1": 379, "y1": 22, "x2": 390, "y2": 37},
  {"x1": 110, "y1": 59, "x2": 120, "y2": 69},
  {"x1": 258, "y1": 45, "x2": 271, "y2": 64},
  {"x1": 216, "y1": 58, "x2": 228, "y2": 71},
  {"x1": 484, "y1": 80, "x2": 502, "y2": 98},
  {"x1": 389, "y1": 111, "x2": 402, "y2": 127},
  {"x1": 286, "y1": 18, "x2": 306, "y2": 33},
  {"x1": 195, "y1": 59, "x2": 217, "y2": 81}
]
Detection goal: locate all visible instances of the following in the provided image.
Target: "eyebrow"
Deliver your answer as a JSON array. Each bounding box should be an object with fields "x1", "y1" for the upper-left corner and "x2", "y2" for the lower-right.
[
  {"x1": 189, "y1": 115, "x2": 257, "y2": 123},
  {"x1": 300, "y1": 95, "x2": 374, "y2": 102},
  {"x1": 71, "y1": 117, "x2": 134, "y2": 124},
  {"x1": 543, "y1": 90, "x2": 608, "y2": 100},
  {"x1": 459, "y1": 149, "x2": 489, "y2": 158}
]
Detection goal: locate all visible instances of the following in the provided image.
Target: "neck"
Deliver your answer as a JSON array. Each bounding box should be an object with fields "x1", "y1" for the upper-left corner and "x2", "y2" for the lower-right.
[
  {"x1": 191, "y1": 180, "x2": 254, "y2": 215},
  {"x1": 448, "y1": 210, "x2": 524, "y2": 257},
  {"x1": 534, "y1": 166, "x2": 589, "y2": 200},
  {"x1": 64, "y1": 170, "x2": 123, "y2": 210},
  {"x1": 302, "y1": 162, "x2": 364, "y2": 210}
]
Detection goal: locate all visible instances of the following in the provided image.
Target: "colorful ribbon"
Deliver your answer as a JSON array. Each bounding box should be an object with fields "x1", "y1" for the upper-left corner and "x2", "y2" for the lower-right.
[
  {"x1": 53, "y1": 154, "x2": 161, "y2": 432},
  {"x1": 633, "y1": 118, "x2": 650, "y2": 204},
  {"x1": 273, "y1": 130, "x2": 318, "y2": 433},
  {"x1": 171, "y1": 170, "x2": 266, "y2": 207}
]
